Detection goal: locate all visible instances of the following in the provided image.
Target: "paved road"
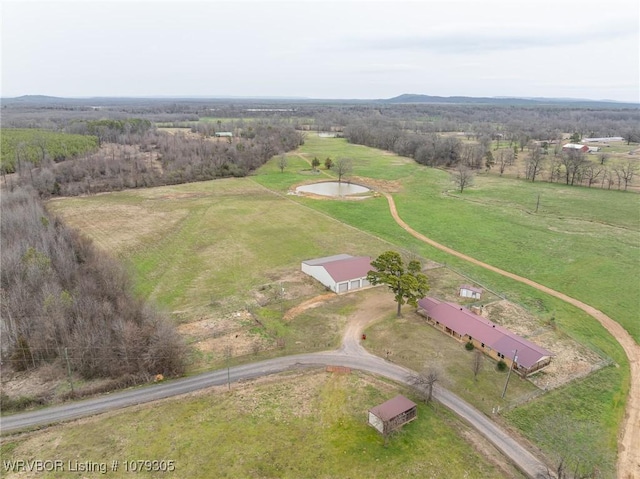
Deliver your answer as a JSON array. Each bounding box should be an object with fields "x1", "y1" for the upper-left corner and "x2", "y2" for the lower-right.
[{"x1": 1, "y1": 350, "x2": 548, "y2": 478}]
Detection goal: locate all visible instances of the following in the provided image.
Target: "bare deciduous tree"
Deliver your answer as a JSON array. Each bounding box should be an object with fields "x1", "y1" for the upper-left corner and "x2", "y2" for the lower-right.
[
  {"x1": 525, "y1": 143, "x2": 545, "y2": 182},
  {"x1": 277, "y1": 154, "x2": 288, "y2": 173},
  {"x1": 561, "y1": 150, "x2": 588, "y2": 186},
  {"x1": 452, "y1": 163, "x2": 474, "y2": 193},
  {"x1": 583, "y1": 165, "x2": 603, "y2": 188},
  {"x1": 472, "y1": 350, "x2": 483, "y2": 381},
  {"x1": 410, "y1": 365, "x2": 441, "y2": 403},
  {"x1": 618, "y1": 161, "x2": 637, "y2": 191},
  {"x1": 334, "y1": 157, "x2": 353, "y2": 183}
]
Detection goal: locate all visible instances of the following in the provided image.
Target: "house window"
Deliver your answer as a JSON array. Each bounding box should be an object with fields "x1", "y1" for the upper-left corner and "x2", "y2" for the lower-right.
[{"x1": 481, "y1": 343, "x2": 484, "y2": 348}]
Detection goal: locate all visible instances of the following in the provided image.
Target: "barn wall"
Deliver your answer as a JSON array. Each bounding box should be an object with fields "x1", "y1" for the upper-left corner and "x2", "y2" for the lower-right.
[{"x1": 301, "y1": 264, "x2": 336, "y2": 291}]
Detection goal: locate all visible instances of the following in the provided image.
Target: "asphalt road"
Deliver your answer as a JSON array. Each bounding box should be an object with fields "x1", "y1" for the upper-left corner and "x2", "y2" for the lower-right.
[{"x1": 0, "y1": 347, "x2": 549, "y2": 479}]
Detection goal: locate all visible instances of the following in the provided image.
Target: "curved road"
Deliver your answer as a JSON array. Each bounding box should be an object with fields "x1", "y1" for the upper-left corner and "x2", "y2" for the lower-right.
[
  {"x1": 380, "y1": 191, "x2": 640, "y2": 479},
  {"x1": 0, "y1": 338, "x2": 549, "y2": 479}
]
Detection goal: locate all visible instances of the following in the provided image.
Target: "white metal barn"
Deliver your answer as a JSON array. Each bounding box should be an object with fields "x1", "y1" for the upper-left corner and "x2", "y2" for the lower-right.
[{"x1": 301, "y1": 254, "x2": 372, "y2": 293}]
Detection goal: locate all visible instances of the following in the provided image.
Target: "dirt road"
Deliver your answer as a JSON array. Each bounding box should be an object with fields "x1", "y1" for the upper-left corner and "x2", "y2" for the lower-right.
[{"x1": 381, "y1": 191, "x2": 640, "y2": 479}]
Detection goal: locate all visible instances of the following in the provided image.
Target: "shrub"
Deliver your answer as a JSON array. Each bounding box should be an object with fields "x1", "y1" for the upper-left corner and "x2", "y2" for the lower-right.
[
  {"x1": 465, "y1": 341, "x2": 474, "y2": 351},
  {"x1": 496, "y1": 360, "x2": 507, "y2": 371}
]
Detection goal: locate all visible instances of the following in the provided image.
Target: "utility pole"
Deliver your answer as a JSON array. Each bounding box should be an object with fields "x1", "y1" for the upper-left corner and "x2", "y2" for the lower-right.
[
  {"x1": 501, "y1": 349, "x2": 518, "y2": 399},
  {"x1": 225, "y1": 344, "x2": 232, "y2": 391},
  {"x1": 64, "y1": 347, "x2": 75, "y2": 395}
]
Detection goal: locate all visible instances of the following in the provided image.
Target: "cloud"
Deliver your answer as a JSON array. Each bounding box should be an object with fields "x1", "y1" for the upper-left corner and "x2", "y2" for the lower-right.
[{"x1": 356, "y1": 21, "x2": 638, "y2": 54}]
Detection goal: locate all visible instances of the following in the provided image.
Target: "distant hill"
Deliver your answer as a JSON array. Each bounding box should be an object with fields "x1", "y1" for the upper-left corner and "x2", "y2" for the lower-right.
[
  {"x1": 384, "y1": 93, "x2": 639, "y2": 108},
  {"x1": 2, "y1": 93, "x2": 637, "y2": 109}
]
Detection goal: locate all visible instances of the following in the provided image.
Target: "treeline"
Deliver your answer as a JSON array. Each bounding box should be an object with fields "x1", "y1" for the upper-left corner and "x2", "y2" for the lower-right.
[
  {"x1": 13, "y1": 121, "x2": 304, "y2": 197},
  {"x1": 344, "y1": 121, "x2": 465, "y2": 167},
  {"x1": 0, "y1": 129, "x2": 99, "y2": 173},
  {"x1": 67, "y1": 118, "x2": 154, "y2": 145},
  {"x1": 0, "y1": 187, "x2": 186, "y2": 380}
]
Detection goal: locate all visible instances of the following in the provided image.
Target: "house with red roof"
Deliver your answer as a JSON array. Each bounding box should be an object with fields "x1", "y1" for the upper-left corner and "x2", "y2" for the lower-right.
[
  {"x1": 301, "y1": 254, "x2": 372, "y2": 293},
  {"x1": 417, "y1": 297, "x2": 553, "y2": 377}
]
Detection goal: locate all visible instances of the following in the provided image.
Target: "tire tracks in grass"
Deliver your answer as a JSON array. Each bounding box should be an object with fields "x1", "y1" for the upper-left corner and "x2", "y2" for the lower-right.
[{"x1": 381, "y1": 191, "x2": 640, "y2": 479}]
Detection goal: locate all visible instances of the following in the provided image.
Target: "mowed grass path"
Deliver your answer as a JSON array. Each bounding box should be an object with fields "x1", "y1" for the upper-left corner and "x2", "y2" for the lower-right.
[{"x1": 0, "y1": 372, "x2": 518, "y2": 479}]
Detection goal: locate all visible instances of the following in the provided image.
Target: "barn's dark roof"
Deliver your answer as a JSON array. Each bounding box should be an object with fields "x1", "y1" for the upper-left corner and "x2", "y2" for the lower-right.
[{"x1": 369, "y1": 395, "x2": 417, "y2": 421}]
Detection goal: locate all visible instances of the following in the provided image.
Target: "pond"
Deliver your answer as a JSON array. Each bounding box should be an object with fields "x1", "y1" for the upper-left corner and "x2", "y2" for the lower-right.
[{"x1": 295, "y1": 181, "x2": 372, "y2": 197}]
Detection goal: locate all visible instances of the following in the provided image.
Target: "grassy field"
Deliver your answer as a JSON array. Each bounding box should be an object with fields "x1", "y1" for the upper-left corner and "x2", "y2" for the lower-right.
[
  {"x1": 0, "y1": 371, "x2": 521, "y2": 478},
  {"x1": 255, "y1": 135, "x2": 639, "y2": 343},
  {"x1": 0, "y1": 129, "x2": 98, "y2": 172},
  {"x1": 44, "y1": 133, "x2": 635, "y2": 477},
  {"x1": 251, "y1": 134, "x2": 635, "y2": 477}
]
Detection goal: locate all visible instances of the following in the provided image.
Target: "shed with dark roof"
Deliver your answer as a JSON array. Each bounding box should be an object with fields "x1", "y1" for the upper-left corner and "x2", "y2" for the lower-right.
[
  {"x1": 368, "y1": 395, "x2": 417, "y2": 435},
  {"x1": 301, "y1": 254, "x2": 372, "y2": 293}
]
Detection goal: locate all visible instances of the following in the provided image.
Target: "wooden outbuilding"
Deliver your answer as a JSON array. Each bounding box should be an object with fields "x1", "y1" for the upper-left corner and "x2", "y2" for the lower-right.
[{"x1": 368, "y1": 395, "x2": 417, "y2": 435}]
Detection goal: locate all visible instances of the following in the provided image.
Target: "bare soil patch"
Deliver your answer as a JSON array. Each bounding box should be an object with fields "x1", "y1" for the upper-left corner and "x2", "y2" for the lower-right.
[{"x1": 483, "y1": 300, "x2": 605, "y2": 390}]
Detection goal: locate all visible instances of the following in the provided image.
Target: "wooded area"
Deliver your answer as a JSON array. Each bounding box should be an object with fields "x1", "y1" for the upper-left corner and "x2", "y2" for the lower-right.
[{"x1": 0, "y1": 186, "x2": 186, "y2": 381}]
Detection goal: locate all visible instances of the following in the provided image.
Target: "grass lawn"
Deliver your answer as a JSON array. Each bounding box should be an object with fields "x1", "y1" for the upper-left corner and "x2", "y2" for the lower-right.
[
  {"x1": 0, "y1": 371, "x2": 521, "y2": 478},
  {"x1": 45, "y1": 133, "x2": 634, "y2": 477},
  {"x1": 362, "y1": 310, "x2": 540, "y2": 416}
]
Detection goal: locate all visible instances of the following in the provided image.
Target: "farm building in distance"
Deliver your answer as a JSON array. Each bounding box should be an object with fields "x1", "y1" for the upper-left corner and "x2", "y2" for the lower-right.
[
  {"x1": 562, "y1": 143, "x2": 589, "y2": 153},
  {"x1": 301, "y1": 254, "x2": 372, "y2": 293},
  {"x1": 581, "y1": 136, "x2": 624, "y2": 143},
  {"x1": 214, "y1": 131, "x2": 233, "y2": 137},
  {"x1": 368, "y1": 395, "x2": 417, "y2": 435},
  {"x1": 459, "y1": 284, "x2": 482, "y2": 299},
  {"x1": 417, "y1": 297, "x2": 553, "y2": 377}
]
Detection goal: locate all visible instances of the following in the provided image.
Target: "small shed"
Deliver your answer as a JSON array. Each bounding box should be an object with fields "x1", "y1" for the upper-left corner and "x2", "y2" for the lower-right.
[
  {"x1": 459, "y1": 284, "x2": 482, "y2": 299},
  {"x1": 215, "y1": 131, "x2": 233, "y2": 137},
  {"x1": 368, "y1": 395, "x2": 417, "y2": 435}
]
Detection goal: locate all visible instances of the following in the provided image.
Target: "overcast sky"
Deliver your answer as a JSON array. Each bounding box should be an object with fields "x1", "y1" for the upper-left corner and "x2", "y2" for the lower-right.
[{"x1": 2, "y1": 0, "x2": 639, "y2": 101}]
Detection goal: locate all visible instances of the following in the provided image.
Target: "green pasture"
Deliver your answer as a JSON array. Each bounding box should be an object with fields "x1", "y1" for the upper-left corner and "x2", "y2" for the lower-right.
[
  {"x1": 256, "y1": 135, "x2": 639, "y2": 343},
  {"x1": 252, "y1": 134, "x2": 635, "y2": 476},
  {"x1": 0, "y1": 129, "x2": 98, "y2": 172},
  {"x1": 0, "y1": 372, "x2": 519, "y2": 479},
  {"x1": 45, "y1": 133, "x2": 635, "y2": 476}
]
